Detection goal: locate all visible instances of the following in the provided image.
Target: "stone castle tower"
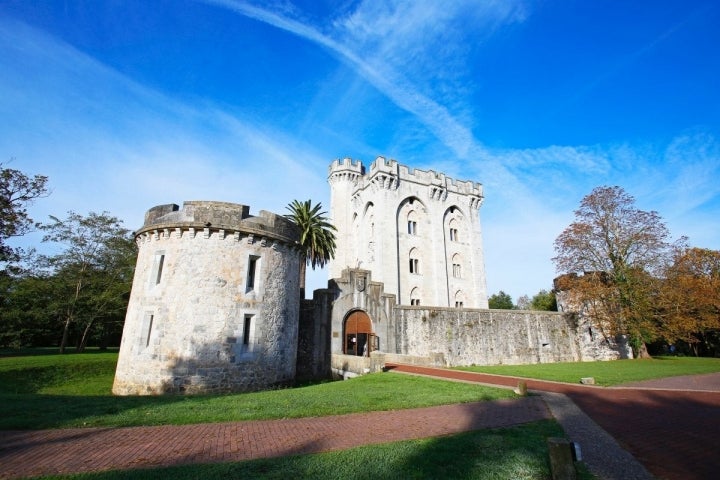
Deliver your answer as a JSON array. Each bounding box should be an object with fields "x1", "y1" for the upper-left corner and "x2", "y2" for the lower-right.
[
  {"x1": 113, "y1": 201, "x2": 302, "y2": 394},
  {"x1": 328, "y1": 157, "x2": 488, "y2": 308}
]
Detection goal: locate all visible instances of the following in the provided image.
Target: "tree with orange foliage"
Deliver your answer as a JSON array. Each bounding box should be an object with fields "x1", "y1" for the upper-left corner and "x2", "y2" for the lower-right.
[
  {"x1": 553, "y1": 186, "x2": 676, "y2": 358},
  {"x1": 658, "y1": 247, "x2": 720, "y2": 356}
]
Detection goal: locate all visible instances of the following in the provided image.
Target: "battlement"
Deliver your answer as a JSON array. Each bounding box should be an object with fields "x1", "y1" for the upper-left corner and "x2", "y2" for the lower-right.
[
  {"x1": 136, "y1": 201, "x2": 298, "y2": 244},
  {"x1": 335, "y1": 156, "x2": 483, "y2": 197},
  {"x1": 328, "y1": 157, "x2": 365, "y2": 176}
]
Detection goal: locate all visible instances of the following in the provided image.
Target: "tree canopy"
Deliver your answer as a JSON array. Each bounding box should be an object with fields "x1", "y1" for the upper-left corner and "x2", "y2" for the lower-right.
[
  {"x1": 488, "y1": 291, "x2": 514, "y2": 310},
  {"x1": 0, "y1": 162, "x2": 49, "y2": 264},
  {"x1": 553, "y1": 186, "x2": 678, "y2": 357},
  {"x1": 37, "y1": 211, "x2": 136, "y2": 352},
  {"x1": 284, "y1": 199, "x2": 336, "y2": 293}
]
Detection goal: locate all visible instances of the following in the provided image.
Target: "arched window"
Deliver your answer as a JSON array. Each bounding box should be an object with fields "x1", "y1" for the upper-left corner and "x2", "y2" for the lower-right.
[
  {"x1": 452, "y1": 253, "x2": 462, "y2": 279},
  {"x1": 455, "y1": 290, "x2": 465, "y2": 308},
  {"x1": 407, "y1": 210, "x2": 418, "y2": 235},
  {"x1": 409, "y1": 247, "x2": 420, "y2": 274},
  {"x1": 410, "y1": 287, "x2": 421, "y2": 306},
  {"x1": 448, "y1": 219, "x2": 459, "y2": 242}
]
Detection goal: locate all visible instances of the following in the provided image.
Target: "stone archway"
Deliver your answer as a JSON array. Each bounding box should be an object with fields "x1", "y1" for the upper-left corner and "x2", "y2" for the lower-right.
[{"x1": 343, "y1": 310, "x2": 374, "y2": 357}]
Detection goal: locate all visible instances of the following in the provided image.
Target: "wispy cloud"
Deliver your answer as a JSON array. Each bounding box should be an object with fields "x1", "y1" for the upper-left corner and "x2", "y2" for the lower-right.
[
  {"x1": 0, "y1": 16, "x2": 328, "y2": 228},
  {"x1": 207, "y1": 0, "x2": 526, "y2": 160}
]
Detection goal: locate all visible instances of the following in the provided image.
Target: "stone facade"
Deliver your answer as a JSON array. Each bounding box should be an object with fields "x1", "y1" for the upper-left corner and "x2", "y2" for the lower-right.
[
  {"x1": 328, "y1": 157, "x2": 488, "y2": 308},
  {"x1": 112, "y1": 201, "x2": 302, "y2": 395},
  {"x1": 314, "y1": 268, "x2": 626, "y2": 375}
]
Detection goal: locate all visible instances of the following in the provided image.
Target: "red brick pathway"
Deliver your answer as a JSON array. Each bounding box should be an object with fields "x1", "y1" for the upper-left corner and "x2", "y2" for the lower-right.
[
  {"x1": 0, "y1": 396, "x2": 549, "y2": 479},
  {"x1": 386, "y1": 363, "x2": 720, "y2": 480}
]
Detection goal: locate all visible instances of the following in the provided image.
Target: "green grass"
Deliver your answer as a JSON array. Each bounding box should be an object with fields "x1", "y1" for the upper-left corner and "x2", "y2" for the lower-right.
[
  {"x1": 0, "y1": 352, "x2": 515, "y2": 430},
  {"x1": 457, "y1": 356, "x2": 720, "y2": 386},
  {"x1": 37, "y1": 420, "x2": 593, "y2": 480}
]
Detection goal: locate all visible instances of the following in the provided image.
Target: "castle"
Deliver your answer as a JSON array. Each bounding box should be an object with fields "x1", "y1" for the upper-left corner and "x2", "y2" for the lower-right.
[{"x1": 113, "y1": 157, "x2": 626, "y2": 395}]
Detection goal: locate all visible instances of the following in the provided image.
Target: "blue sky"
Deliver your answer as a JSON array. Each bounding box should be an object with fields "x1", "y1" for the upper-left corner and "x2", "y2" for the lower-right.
[{"x1": 1, "y1": 0, "x2": 719, "y2": 301}]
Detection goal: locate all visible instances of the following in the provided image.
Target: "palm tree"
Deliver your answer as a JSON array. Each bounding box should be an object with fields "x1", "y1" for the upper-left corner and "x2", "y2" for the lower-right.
[{"x1": 285, "y1": 199, "x2": 337, "y2": 296}]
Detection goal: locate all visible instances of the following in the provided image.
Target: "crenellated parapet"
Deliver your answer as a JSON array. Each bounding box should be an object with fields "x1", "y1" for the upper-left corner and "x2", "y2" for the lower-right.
[
  {"x1": 135, "y1": 201, "x2": 298, "y2": 247},
  {"x1": 332, "y1": 156, "x2": 483, "y2": 199},
  {"x1": 328, "y1": 157, "x2": 364, "y2": 185}
]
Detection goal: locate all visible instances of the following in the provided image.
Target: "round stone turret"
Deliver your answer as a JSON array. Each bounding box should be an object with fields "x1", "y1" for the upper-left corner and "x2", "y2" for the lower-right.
[{"x1": 113, "y1": 201, "x2": 302, "y2": 395}]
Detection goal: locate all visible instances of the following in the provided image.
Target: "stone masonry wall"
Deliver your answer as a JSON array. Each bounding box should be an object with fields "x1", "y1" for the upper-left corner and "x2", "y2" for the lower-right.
[
  {"x1": 393, "y1": 307, "x2": 606, "y2": 366},
  {"x1": 113, "y1": 202, "x2": 301, "y2": 395}
]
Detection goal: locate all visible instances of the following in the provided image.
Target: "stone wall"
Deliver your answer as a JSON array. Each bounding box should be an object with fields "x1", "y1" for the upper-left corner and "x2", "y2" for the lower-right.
[
  {"x1": 392, "y1": 306, "x2": 627, "y2": 366},
  {"x1": 113, "y1": 201, "x2": 301, "y2": 395}
]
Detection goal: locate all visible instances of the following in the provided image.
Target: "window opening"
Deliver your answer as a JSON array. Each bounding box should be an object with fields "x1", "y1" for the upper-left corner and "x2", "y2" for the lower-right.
[
  {"x1": 409, "y1": 258, "x2": 420, "y2": 274},
  {"x1": 243, "y1": 314, "x2": 254, "y2": 347},
  {"x1": 150, "y1": 252, "x2": 165, "y2": 287},
  {"x1": 246, "y1": 255, "x2": 260, "y2": 291}
]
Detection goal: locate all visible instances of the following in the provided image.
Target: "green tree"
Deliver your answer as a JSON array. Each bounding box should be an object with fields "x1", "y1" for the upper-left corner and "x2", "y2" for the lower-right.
[
  {"x1": 530, "y1": 289, "x2": 558, "y2": 311},
  {"x1": 284, "y1": 199, "x2": 337, "y2": 296},
  {"x1": 488, "y1": 290, "x2": 514, "y2": 309},
  {"x1": 38, "y1": 211, "x2": 136, "y2": 353},
  {"x1": 0, "y1": 162, "x2": 49, "y2": 264},
  {"x1": 553, "y1": 186, "x2": 675, "y2": 358}
]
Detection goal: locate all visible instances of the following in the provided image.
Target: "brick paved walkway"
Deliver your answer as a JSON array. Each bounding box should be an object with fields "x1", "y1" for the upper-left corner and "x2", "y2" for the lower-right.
[
  {"x1": 0, "y1": 396, "x2": 549, "y2": 479},
  {"x1": 2, "y1": 366, "x2": 718, "y2": 480},
  {"x1": 386, "y1": 364, "x2": 720, "y2": 480}
]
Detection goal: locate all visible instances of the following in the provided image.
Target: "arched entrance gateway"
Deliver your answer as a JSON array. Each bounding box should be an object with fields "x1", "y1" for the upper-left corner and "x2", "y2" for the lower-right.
[{"x1": 343, "y1": 310, "x2": 377, "y2": 356}]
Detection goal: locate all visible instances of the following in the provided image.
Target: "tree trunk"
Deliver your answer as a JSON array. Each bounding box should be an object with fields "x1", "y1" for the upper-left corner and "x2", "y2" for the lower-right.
[
  {"x1": 635, "y1": 341, "x2": 651, "y2": 359},
  {"x1": 78, "y1": 317, "x2": 96, "y2": 353},
  {"x1": 299, "y1": 261, "x2": 306, "y2": 300},
  {"x1": 59, "y1": 315, "x2": 72, "y2": 354}
]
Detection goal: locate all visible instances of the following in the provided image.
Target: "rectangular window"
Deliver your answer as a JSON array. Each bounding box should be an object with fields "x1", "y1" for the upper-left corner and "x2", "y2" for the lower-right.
[
  {"x1": 455, "y1": 301, "x2": 464, "y2": 308},
  {"x1": 449, "y1": 228, "x2": 458, "y2": 241},
  {"x1": 408, "y1": 221, "x2": 417, "y2": 235},
  {"x1": 453, "y1": 263, "x2": 461, "y2": 278},
  {"x1": 411, "y1": 299, "x2": 420, "y2": 306},
  {"x1": 246, "y1": 255, "x2": 260, "y2": 291},
  {"x1": 242, "y1": 314, "x2": 254, "y2": 350},
  {"x1": 243, "y1": 316, "x2": 251, "y2": 346}
]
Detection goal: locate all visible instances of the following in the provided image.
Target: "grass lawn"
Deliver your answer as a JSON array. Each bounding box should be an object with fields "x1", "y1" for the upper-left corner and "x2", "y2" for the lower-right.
[
  {"x1": 457, "y1": 356, "x2": 720, "y2": 386},
  {"x1": 0, "y1": 351, "x2": 515, "y2": 430},
  {"x1": 37, "y1": 420, "x2": 593, "y2": 480}
]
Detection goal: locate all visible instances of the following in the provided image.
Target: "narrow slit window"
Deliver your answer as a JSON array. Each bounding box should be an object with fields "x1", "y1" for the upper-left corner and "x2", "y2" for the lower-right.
[
  {"x1": 155, "y1": 255, "x2": 164, "y2": 284},
  {"x1": 140, "y1": 313, "x2": 154, "y2": 348},
  {"x1": 150, "y1": 252, "x2": 165, "y2": 287},
  {"x1": 145, "y1": 315, "x2": 154, "y2": 347},
  {"x1": 242, "y1": 314, "x2": 254, "y2": 351},
  {"x1": 246, "y1": 255, "x2": 260, "y2": 291}
]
